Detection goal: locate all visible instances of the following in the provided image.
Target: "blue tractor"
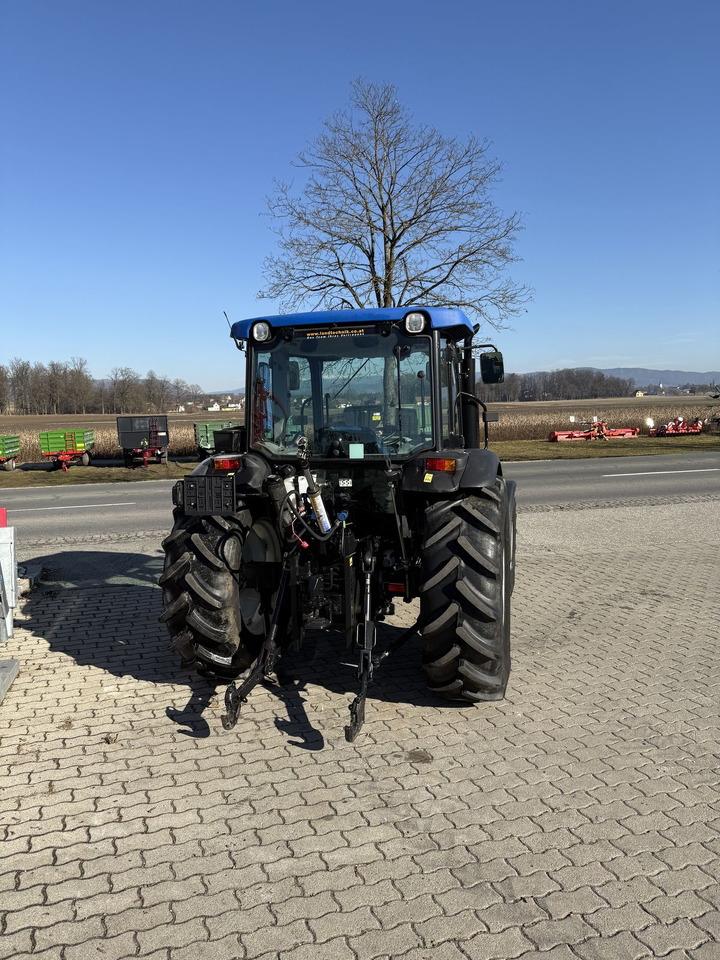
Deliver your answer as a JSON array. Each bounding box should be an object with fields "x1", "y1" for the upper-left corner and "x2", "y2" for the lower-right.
[{"x1": 160, "y1": 307, "x2": 516, "y2": 740}]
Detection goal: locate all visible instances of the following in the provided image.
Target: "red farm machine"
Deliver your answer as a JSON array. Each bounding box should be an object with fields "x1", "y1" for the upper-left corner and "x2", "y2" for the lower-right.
[
  {"x1": 38, "y1": 430, "x2": 95, "y2": 470},
  {"x1": 117, "y1": 416, "x2": 170, "y2": 467},
  {"x1": 549, "y1": 417, "x2": 639, "y2": 442},
  {"x1": 647, "y1": 416, "x2": 703, "y2": 437}
]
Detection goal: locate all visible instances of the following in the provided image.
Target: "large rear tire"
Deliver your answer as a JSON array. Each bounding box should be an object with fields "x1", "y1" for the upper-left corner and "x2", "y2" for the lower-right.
[
  {"x1": 420, "y1": 476, "x2": 511, "y2": 702},
  {"x1": 159, "y1": 509, "x2": 263, "y2": 679}
]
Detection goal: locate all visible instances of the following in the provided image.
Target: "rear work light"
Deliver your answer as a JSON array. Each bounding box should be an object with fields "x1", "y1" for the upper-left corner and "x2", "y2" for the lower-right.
[
  {"x1": 252, "y1": 321, "x2": 271, "y2": 342},
  {"x1": 404, "y1": 311, "x2": 426, "y2": 334},
  {"x1": 214, "y1": 457, "x2": 241, "y2": 471},
  {"x1": 425, "y1": 457, "x2": 457, "y2": 472}
]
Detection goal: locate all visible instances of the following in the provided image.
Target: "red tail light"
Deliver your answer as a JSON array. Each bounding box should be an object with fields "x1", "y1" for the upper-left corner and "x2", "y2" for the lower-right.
[
  {"x1": 425, "y1": 457, "x2": 456, "y2": 472},
  {"x1": 214, "y1": 457, "x2": 241, "y2": 471}
]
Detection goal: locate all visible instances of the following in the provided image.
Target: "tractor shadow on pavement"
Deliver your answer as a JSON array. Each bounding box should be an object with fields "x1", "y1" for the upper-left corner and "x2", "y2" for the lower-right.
[
  {"x1": 18, "y1": 548, "x2": 216, "y2": 738},
  {"x1": 17, "y1": 548, "x2": 446, "y2": 746}
]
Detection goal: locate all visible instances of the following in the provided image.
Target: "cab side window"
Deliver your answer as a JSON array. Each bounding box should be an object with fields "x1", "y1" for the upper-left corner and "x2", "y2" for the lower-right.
[{"x1": 439, "y1": 336, "x2": 461, "y2": 448}]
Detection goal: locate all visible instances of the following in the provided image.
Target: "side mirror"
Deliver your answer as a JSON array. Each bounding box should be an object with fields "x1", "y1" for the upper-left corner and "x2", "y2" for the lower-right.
[
  {"x1": 480, "y1": 351, "x2": 505, "y2": 384},
  {"x1": 289, "y1": 361, "x2": 300, "y2": 391}
]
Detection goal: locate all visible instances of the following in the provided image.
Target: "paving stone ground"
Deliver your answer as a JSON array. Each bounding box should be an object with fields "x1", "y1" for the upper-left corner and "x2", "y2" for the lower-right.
[{"x1": 1, "y1": 497, "x2": 719, "y2": 960}]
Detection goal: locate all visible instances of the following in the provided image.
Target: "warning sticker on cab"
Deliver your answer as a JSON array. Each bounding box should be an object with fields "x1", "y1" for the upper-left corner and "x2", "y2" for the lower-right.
[{"x1": 423, "y1": 473, "x2": 433, "y2": 483}]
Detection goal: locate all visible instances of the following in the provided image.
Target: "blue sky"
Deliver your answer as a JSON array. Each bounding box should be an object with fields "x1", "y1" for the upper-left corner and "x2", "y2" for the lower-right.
[{"x1": 2, "y1": 0, "x2": 718, "y2": 391}]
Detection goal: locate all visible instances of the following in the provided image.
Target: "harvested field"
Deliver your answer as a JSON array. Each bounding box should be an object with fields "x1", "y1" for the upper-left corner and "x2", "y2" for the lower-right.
[{"x1": 488, "y1": 395, "x2": 717, "y2": 441}]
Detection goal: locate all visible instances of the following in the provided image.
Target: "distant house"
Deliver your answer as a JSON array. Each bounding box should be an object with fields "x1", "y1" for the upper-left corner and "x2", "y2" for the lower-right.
[
  {"x1": 207, "y1": 402, "x2": 221, "y2": 411},
  {"x1": 634, "y1": 390, "x2": 645, "y2": 397}
]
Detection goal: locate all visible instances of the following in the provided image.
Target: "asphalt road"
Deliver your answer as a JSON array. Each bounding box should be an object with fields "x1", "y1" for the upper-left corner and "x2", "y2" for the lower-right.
[
  {"x1": 2, "y1": 450, "x2": 719, "y2": 543},
  {"x1": 504, "y1": 450, "x2": 720, "y2": 507},
  {"x1": 0, "y1": 480, "x2": 177, "y2": 542}
]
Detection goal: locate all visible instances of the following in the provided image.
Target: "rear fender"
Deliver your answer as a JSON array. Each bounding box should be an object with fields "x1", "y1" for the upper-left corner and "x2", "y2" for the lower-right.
[
  {"x1": 172, "y1": 453, "x2": 271, "y2": 516},
  {"x1": 186, "y1": 453, "x2": 270, "y2": 492},
  {"x1": 401, "y1": 448, "x2": 501, "y2": 496}
]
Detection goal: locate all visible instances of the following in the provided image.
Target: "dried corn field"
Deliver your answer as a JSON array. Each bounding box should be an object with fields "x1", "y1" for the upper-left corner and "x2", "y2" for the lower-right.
[
  {"x1": 489, "y1": 397, "x2": 717, "y2": 441},
  {"x1": 0, "y1": 396, "x2": 717, "y2": 460}
]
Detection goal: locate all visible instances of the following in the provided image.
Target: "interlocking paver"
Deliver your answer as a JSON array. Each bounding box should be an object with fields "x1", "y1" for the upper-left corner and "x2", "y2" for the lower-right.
[
  {"x1": 413, "y1": 908, "x2": 489, "y2": 946},
  {"x1": 1, "y1": 503, "x2": 717, "y2": 960},
  {"x1": 309, "y1": 905, "x2": 380, "y2": 943},
  {"x1": 33, "y1": 916, "x2": 105, "y2": 951},
  {"x1": 64, "y1": 932, "x2": 139, "y2": 960},
  {"x1": 698, "y1": 884, "x2": 720, "y2": 909},
  {"x1": 643, "y1": 890, "x2": 712, "y2": 924},
  {"x1": 572, "y1": 931, "x2": 653, "y2": 959},
  {"x1": 0, "y1": 930, "x2": 33, "y2": 960},
  {"x1": 350, "y1": 923, "x2": 423, "y2": 957},
  {"x1": 695, "y1": 910, "x2": 720, "y2": 940},
  {"x1": 395, "y1": 943, "x2": 469, "y2": 960},
  {"x1": 135, "y1": 916, "x2": 210, "y2": 954},
  {"x1": 524, "y1": 914, "x2": 598, "y2": 950},
  {"x1": 689, "y1": 943, "x2": 720, "y2": 959},
  {"x1": 458, "y1": 927, "x2": 535, "y2": 959},
  {"x1": 585, "y1": 902, "x2": 655, "y2": 937},
  {"x1": 636, "y1": 918, "x2": 711, "y2": 955}
]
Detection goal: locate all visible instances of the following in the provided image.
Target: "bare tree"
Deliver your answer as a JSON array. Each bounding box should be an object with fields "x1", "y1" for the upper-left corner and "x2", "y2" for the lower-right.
[
  {"x1": 0, "y1": 366, "x2": 8, "y2": 414},
  {"x1": 67, "y1": 357, "x2": 93, "y2": 414},
  {"x1": 45, "y1": 361, "x2": 66, "y2": 415},
  {"x1": 9, "y1": 358, "x2": 32, "y2": 414},
  {"x1": 186, "y1": 383, "x2": 206, "y2": 407},
  {"x1": 259, "y1": 78, "x2": 531, "y2": 329},
  {"x1": 171, "y1": 378, "x2": 190, "y2": 410},
  {"x1": 144, "y1": 370, "x2": 160, "y2": 411},
  {"x1": 110, "y1": 367, "x2": 140, "y2": 414},
  {"x1": 155, "y1": 375, "x2": 172, "y2": 411},
  {"x1": 143, "y1": 371, "x2": 173, "y2": 411}
]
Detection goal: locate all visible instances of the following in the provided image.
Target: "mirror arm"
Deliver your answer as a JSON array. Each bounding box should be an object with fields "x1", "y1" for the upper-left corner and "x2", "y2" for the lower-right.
[{"x1": 456, "y1": 391, "x2": 497, "y2": 450}]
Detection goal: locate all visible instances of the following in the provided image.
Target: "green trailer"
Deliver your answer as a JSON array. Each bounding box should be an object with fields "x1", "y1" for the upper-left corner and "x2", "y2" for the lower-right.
[
  {"x1": 0, "y1": 435, "x2": 20, "y2": 471},
  {"x1": 39, "y1": 429, "x2": 95, "y2": 471},
  {"x1": 193, "y1": 421, "x2": 241, "y2": 455}
]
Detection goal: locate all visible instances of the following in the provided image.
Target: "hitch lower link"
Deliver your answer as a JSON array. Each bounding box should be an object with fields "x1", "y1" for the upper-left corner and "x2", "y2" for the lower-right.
[
  {"x1": 221, "y1": 564, "x2": 289, "y2": 731},
  {"x1": 344, "y1": 548, "x2": 419, "y2": 743},
  {"x1": 221, "y1": 549, "x2": 420, "y2": 741}
]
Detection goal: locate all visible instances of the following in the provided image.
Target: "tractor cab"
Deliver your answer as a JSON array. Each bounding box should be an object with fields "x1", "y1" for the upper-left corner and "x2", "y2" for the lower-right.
[{"x1": 231, "y1": 307, "x2": 504, "y2": 464}]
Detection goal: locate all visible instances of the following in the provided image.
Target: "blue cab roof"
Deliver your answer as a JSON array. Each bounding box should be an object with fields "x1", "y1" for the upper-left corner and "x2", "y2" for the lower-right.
[{"x1": 230, "y1": 307, "x2": 474, "y2": 341}]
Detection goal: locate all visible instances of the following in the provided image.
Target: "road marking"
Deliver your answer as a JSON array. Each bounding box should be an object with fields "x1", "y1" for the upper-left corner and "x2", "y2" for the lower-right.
[
  {"x1": 602, "y1": 469, "x2": 720, "y2": 478},
  {"x1": 9, "y1": 502, "x2": 136, "y2": 513}
]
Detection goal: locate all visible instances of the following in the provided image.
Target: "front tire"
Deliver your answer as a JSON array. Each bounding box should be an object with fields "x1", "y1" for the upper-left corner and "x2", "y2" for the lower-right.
[
  {"x1": 159, "y1": 510, "x2": 263, "y2": 678},
  {"x1": 420, "y1": 477, "x2": 511, "y2": 702}
]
